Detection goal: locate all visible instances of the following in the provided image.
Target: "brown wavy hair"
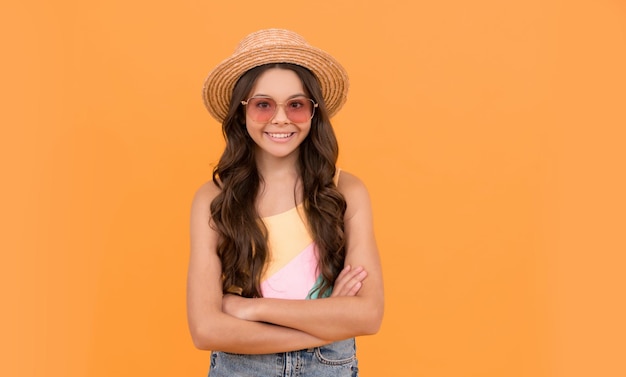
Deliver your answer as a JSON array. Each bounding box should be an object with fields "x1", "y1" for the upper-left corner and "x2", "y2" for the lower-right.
[{"x1": 209, "y1": 63, "x2": 347, "y2": 298}]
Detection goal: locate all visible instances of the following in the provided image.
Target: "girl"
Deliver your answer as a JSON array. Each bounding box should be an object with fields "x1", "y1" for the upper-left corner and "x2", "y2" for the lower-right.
[{"x1": 187, "y1": 29, "x2": 384, "y2": 376}]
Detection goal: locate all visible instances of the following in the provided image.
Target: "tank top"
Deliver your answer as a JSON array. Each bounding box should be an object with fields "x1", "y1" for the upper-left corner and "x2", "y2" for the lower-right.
[{"x1": 260, "y1": 169, "x2": 341, "y2": 299}]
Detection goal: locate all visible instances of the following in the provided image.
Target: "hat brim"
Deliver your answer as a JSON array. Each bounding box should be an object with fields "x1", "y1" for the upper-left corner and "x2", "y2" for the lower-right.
[{"x1": 203, "y1": 45, "x2": 349, "y2": 123}]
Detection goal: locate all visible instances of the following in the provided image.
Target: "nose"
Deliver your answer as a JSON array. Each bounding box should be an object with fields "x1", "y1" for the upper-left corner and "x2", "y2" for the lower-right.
[{"x1": 271, "y1": 104, "x2": 290, "y2": 124}]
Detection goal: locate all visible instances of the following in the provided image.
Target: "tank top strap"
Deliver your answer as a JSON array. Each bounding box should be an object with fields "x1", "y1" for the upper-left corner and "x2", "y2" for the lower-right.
[{"x1": 333, "y1": 167, "x2": 342, "y2": 186}]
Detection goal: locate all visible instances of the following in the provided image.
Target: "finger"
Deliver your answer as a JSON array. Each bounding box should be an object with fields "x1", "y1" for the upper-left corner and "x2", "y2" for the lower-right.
[
  {"x1": 336, "y1": 266, "x2": 365, "y2": 289},
  {"x1": 346, "y1": 270, "x2": 367, "y2": 295},
  {"x1": 335, "y1": 265, "x2": 351, "y2": 282},
  {"x1": 347, "y1": 281, "x2": 362, "y2": 296},
  {"x1": 334, "y1": 277, "x2": 363, "y2": 297},
  {"x1": 332, "y1": 269, "x2": 368, "y2": 297},
  {"x1": 330, "y1": 266, "x2": 352, "y2": 297},
  {"x1": 339, "y1": 266, "x2": 365, "y2": 286}
]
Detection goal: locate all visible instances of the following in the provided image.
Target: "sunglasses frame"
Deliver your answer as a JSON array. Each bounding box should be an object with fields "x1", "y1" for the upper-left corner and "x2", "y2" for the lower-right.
[{"x1": 241, "y1": 96, "x2": 319, "y2": 123}]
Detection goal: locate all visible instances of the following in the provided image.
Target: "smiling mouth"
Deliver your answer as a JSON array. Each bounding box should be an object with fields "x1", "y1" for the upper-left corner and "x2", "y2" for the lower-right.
[{"x1": 266, "y1": 132, "x2": 294, "y2": 139}]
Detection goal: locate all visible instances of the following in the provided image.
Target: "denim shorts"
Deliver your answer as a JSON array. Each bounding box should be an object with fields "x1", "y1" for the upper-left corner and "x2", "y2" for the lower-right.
[{"x1": 208, "y1": 338, "x2": 358, "y2": 377}]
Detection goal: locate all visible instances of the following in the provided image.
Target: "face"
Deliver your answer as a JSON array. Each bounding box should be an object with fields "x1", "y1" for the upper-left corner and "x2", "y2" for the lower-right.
[{"x1": 244, "y1": 68, "x2": 312, "y2": 161}]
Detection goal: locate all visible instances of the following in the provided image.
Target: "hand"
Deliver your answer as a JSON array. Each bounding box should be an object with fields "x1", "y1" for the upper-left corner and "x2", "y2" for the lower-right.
[
  {"x1": 222, "y1": 294, "x2": 255, "y2": 321},
  {"x1": 331, "y1": 265, "x2": 368, "y2": 297}
]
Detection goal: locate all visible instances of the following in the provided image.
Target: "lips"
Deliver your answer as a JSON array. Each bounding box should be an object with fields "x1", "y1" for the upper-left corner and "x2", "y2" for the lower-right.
[{"x1": 265, "y1": 132, "x2": 295, "y2": 139}]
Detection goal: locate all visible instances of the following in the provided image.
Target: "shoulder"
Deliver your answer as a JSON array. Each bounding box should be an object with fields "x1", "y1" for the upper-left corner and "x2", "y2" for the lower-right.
[
  {"x1": 191, "y1": 180, "x2": 222, "y2": 219},
  {"x1": 336, "y1": 170, "x2": 372, "y2": 219},
  {"x1": 336, "y1": 170, "x2": 369, "y2": 198}
]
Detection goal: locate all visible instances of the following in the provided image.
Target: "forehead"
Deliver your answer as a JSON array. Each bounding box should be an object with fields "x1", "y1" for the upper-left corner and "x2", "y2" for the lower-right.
[{"x1": 249, "y1": 68, "x2": 306, "y2": 99}]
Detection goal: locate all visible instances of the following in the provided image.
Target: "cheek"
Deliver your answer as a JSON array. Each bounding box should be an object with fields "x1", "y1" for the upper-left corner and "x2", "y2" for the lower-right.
[
  {"x1": 244, "y1": 118, "x2": 256, "y2": 134},
  {"x1": 245, "y1": 121, "x2": 265, "y2": 140},
  {"x1": 302, "y1": 123, "x2": 312, "y2": 138}
]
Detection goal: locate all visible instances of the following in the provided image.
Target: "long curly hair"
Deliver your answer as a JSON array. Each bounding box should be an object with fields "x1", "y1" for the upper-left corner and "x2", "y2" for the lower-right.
[{"x1": 209, "y1": 63, "x2": 347, "y2": 298}]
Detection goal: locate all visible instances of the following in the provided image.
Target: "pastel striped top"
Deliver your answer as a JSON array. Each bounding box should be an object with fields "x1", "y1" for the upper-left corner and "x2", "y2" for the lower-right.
[{"x1": 259, "y1": 170, "x2": 340, "y2": 300}]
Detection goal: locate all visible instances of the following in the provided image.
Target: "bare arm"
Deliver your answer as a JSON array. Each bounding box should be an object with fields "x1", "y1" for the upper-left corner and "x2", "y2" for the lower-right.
[
  {"x1": 186, "y1": 182, "x2": 331, "y2": 354},
  {"x1": 222, "y1": 172, "x2": 384, "y2": 341}
]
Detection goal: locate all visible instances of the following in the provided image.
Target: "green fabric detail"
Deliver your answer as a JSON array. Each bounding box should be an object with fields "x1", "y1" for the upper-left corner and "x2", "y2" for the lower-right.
[{"x1": 306, "y1": 275, "x2": 333, "y2": 299}]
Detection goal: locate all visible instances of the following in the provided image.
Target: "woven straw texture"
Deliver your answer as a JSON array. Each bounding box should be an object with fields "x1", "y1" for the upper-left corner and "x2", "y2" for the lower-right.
[{"x1": 202, "y1": 29, "x2": 349, "y2": 123}]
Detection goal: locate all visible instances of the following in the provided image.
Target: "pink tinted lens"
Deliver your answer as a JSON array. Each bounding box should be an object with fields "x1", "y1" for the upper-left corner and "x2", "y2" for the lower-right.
[
  {"x1": 285, "y1": 98, "x2": 314, "y2": 123},
  {"x1": 247, "y1": 97, "x2": 314, "y2": 123},
  {"x1": 247, "y1": 97, "x2": 277, "y2": 122}
]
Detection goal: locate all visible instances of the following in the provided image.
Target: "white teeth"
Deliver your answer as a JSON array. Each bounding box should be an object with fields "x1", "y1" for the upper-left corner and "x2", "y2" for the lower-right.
[{"x1": 267, "y1": 133, "x2": 292, "y2": 139}]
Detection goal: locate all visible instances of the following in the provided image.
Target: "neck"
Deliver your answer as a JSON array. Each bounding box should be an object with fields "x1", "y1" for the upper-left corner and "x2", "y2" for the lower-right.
[
  {"x1": 254, "y1": 150, "x2": 300, "y2": 180},
  {"x1": 254, "y1": 150, "x2": 303, "y2": 213}
]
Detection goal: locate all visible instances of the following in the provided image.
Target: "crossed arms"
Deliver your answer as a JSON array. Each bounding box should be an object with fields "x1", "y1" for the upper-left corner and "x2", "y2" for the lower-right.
[{"x1": 186, "y1": 172, "x2": 384, "y2": 354}]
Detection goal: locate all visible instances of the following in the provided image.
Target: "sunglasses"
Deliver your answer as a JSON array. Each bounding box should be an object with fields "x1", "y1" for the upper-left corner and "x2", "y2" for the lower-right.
[{"x1": 241, "y1": 96, "x2": 318, "y2": 123}]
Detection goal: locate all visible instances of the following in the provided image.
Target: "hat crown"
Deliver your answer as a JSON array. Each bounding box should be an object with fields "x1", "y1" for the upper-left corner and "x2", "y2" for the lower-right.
[
  {"x1": 203, "y1": 29, "x2": 348, "y2": 122},
  {"x1": 236, "y1": 29, "x2": 309, "y2": 53}
]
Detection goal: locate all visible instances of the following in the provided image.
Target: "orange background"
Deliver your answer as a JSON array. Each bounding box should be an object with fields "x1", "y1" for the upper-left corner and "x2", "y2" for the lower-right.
[{"x1": 2, "y1": 0, "x2": 625, "y2": 376}]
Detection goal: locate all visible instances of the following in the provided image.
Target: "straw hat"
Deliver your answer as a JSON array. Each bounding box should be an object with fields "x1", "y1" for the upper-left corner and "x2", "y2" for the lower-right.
[{"x1": 202, "y1": 29, "x2": 349, "y2": 123}]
